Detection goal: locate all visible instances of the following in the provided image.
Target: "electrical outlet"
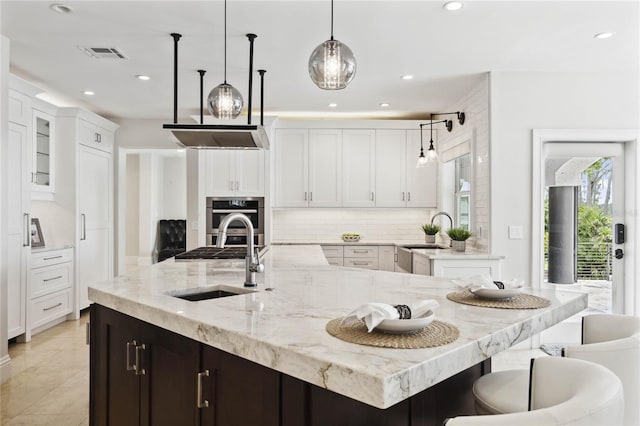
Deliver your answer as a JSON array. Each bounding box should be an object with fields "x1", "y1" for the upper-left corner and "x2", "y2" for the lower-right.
[{"x1": 509, "y1": 225, "x2": 523, "y2": 239}]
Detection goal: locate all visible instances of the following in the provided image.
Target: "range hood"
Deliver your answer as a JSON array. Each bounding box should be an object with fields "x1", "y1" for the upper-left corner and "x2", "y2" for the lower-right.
[
  {"x1": 162, "y1": 33, "x2": 269, "y2": 150},
  {"x1": 163, "y1": 124, "x2": 269, "y2": 149}
]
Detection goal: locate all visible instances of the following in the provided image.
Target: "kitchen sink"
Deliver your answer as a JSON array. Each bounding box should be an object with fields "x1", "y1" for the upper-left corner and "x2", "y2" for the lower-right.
[
  {"x1": 397, "y1": 244, "x2": 448, "y2": 273},
  {"x1": 166, "y1": 285, "x2": 256, "y2": 301}
]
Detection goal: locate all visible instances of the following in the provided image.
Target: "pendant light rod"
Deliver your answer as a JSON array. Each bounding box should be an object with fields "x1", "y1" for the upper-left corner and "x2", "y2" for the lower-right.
[
  {"x1": 223, "y1": 0, "x2": 227, "y2": 83},
  {"x1": 258, "y1": 69, "x2": 266, "y2": 126},
  {"x1": 432, "y1": 111, "x2": 466, "y2": 125},
  {"x1": 330, "y1": 0, "x2": 334, "y2": 40},
  {"x1": 198, "y1": 70, "x2": 206, "y2": 124},
  {"x1": 247, "y1": 34, "x2": 257, "y2": 125},
  {"x1": 171, "y1": 33, "x2": 182, "y2": 124}
]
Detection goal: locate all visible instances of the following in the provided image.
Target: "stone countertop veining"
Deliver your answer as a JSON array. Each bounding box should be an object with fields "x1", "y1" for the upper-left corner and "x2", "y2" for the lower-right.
[{"x1": 89, "y1": 245, "x2": 586, "y2": 409}]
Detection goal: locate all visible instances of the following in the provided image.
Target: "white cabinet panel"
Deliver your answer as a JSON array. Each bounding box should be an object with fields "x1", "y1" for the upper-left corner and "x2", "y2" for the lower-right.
[
  {"x1": 431, "y1": 258, "x2": 502, "y2": 279},
  {"x1": 79, "y1": 119, "x2": 114, "y2": 153},
  {"x1": 309, "y1": 129, "x2": 342, "y2": 207},
  {"x1": 78, "y1": 229, "x2": 111, "y2": 309},
  {"x1": 342, "y1": 130, "x2": 375, "y2": 207},
  {"x1": 378, "y1": 245, "x2": 396, "y2": 272},
  {"x1": 406, "y1": 130, "x2": 437, "y2": 208},
  {"x1": 79, "y1": 147, "x2": 111, "y2": 229},
  {"x1": 8, "y1": 89, "x2": 31, "y2": 126},
  {"x1": 274, "y1": 129, "x2": 309, "y2": 207},
  {"x1": 412, "y1": 255, "x2": 431, "y2": 276},
  {"x1": 375, "y1": 130, "x2": 406, "y2": 207},
  {"x1": 235, "y1": 150, "x2": 264, "y2": 196},
  {"x1": 205, "y1": 150, "x2": 235, "y2": 196},
  {"x1": 204, "y1": 150, "x2": 264, "y2": 197}
]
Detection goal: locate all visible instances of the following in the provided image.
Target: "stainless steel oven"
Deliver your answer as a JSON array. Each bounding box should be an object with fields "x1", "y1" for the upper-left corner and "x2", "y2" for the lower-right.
[{"x1": 206, "y1": 197, "x2": 264, "y2": 246}]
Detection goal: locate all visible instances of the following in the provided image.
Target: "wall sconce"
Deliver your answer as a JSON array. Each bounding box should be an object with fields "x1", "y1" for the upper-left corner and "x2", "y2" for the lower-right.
[{"x1": 416, "y1": 111, "x2": 465, "y2": 168}]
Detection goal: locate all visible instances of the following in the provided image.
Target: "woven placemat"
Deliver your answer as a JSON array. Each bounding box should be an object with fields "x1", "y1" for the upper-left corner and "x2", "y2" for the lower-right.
[
  {"x1": 446, "y1": 290, "x2": 551, "y2": 309},
  {"x1": 326, "y1": 318, "x2": 459, "y2": 349}
]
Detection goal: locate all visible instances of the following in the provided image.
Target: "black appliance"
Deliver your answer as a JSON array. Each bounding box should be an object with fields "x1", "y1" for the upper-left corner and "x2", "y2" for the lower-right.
[{"x1": 206, "y1": 197, "x2": 264, "y2": 246}]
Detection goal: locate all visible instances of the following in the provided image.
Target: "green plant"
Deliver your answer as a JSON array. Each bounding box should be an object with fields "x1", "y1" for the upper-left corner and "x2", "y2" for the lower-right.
[
  {"x1": 421, "y1": 224, "x2": 441, "y2": 235},
  {"x1": 446, "y1": 227, "x2": 472, "y2": 241}
]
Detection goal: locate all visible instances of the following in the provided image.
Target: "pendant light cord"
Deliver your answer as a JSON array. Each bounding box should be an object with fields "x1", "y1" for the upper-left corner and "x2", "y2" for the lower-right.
[
  {"x1": 224, "y1": 0, "x2": 227, "y2": 83},
  {"x1": 330, "y1": 0, "x2": 334, "y2": 40}
]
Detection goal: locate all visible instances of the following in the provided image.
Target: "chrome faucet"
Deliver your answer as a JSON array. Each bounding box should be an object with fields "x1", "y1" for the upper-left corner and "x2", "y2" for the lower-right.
[
  {"x1": 216, "y1": 213, "x2": 264, "y2": 287},
  {"x1": 430, "y1": 211, "x2": 454, "y2": 229}
]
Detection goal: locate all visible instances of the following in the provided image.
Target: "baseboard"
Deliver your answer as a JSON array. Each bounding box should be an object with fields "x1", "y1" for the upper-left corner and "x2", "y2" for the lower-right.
[
  {"x1": 137, "y1": 256, "x2": 152, "y2": 266},
  {"x1": 0, "y1": 354, "x2": 11, "y2": 384}
]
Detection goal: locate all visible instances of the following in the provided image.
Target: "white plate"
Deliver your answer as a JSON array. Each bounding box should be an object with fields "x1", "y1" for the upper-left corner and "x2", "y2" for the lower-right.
[
  {"x1": 375, "y1": 310, "x2": 434, "y2": 334},
  {"x1": 470, "y1": 287, "x2": 522, "y2": 300}
]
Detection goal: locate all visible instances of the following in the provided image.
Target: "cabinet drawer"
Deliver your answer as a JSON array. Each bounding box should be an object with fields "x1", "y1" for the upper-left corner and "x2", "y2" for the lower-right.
[
  {"x1": 326, "y1": 257, "x2": 344, "y2": 267},
  {"x1": 344, "y1": 258, "x2": 379, "y2": 269},
  {"x1": 31, "y1": 263, "x2": 72, "y2": 298},
  {"x1": 79, "y1": 120, "x2": 113, "y2": 153},
  {"x1": 321, "y1": 245, "x2": 344, "y2": 258},
  {"x1": 344, "y1": 246, "x2": 379, "y2": 258},
  {"x1": 31, "y1": 289, "x2": 72, "y2": 329},
  {"x1": 31, "y1": 248, "x2": 73, "y2": 268}
]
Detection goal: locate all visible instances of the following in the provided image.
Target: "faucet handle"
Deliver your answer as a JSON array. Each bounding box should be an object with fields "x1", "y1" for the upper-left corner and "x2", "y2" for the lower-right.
[{"x1": 250, "y1": 247, "x2": 265, "y2": 273}]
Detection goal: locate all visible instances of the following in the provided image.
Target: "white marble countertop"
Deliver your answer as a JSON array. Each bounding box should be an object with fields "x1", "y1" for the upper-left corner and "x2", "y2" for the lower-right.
[
  {"x1": 89, "y1": 245, "x2": 586, "y2": 409},
  {"x1": 411, "y1": 248, "x2": 505, "y2": 260}
]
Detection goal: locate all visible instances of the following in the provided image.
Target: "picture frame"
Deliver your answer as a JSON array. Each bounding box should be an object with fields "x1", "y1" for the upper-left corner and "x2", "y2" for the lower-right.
[{"x1": 31, "y1": 218, "x2": 45, "y2": 248}]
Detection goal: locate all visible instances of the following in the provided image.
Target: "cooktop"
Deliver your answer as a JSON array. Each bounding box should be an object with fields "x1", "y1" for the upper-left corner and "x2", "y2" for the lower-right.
[{"x1": 174, "y1": 246, "x2": 250, "y2": 260}]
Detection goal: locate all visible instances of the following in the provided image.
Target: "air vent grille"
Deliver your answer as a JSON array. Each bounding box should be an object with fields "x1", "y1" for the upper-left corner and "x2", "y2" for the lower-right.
[{"x1": 78, "y1": 46, "x2": 127, "y2": 59}]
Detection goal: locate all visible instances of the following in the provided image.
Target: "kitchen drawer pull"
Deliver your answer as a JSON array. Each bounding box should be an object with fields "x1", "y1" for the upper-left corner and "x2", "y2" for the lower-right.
[
  {"x1": 352, "y1": 262, "x2": 370, "y2": 266},
  {"x1": 304, "y1": 192, "x2": 307, "y2": 201},
  {"x1": 352, "y1": 250, "x2": 370, "y2": 253},
  {"x1": 23, "y1": 213, "x2": 30, "y2": 247},
  {"x1": 371, "y1": 192, "x2": 374, "y2": 201},
  {"x1": 408, "y1": 192, "x2": 411, "y2": 202},
  {"x1": 402, "y1": 192, "x2": 405, "y2": 201},
  {"x1": 126, "y1": 340, "x2": 136, "y2": 371},
  {"x1": 310, "y1": 192, "x2": 313, "y2": 201},
  {"x1": 80, "y1": 214, "x2": 86, "y2": 241},
  {"x1": 135, "y1": 344, "x2": 146, "y2": 375},
  {"x1": 43, "y1": 302, "x2": 63, "y2": 311},
  {"x1": 43, "y1": 275, "x2": 63, "y2": 282},
  {"x1": 197, "y1": 370, "x2": 210, "y2": 408},
  {"x1": 43, "y1": 255, "x2": 63, "y2": 261},
  {"x1": 212, "y1": 209, "x2": 257, "y2": 214}
]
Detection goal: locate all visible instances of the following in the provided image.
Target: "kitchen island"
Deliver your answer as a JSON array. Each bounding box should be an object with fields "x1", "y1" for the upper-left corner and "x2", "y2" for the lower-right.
[{"x1": 89, "y1": 245, "x2": 586, "y2": 425}]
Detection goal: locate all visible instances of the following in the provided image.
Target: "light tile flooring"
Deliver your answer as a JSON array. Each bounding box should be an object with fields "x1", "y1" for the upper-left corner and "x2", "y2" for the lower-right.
[{"x1": 1, "y1": 311, "x2": 90, "y2": 425}]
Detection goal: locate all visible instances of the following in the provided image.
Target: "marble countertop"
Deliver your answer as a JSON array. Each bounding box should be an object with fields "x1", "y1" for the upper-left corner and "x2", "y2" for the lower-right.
[
  {"x1": 411, "y1": 248, "x2": 505, "y2": 260},
  {"x1": 89, "y1": 245, "x2": 586, "y2": 409}
]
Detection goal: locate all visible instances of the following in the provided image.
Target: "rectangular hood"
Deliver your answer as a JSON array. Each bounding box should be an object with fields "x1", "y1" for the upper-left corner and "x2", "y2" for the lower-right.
[{"x1": 162, "y1": 123, "x2": 269, "y2": 149}]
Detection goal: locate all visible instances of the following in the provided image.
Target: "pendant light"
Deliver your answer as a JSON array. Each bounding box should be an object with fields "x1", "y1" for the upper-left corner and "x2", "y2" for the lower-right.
[
  {"x1": 417, "y1": 120, "x2": 443, "y2": 168},
  {"x1": 208, "y1": 0, "x2": 243, "y2": 119},
  {"x1": 308, "y1": 0, "x2": 357, "y2": 90}
]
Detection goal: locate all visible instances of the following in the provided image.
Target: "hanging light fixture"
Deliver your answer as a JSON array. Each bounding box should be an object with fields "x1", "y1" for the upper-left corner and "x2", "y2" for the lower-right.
[
  {"x1": 417, "y1": 119, "x2": 450, "y2": 168},
  {"x1": 308, "y1": 0, "x2": 357, "y2": 90},
  {"x1": 208, "y1": 0, "x2": 243, "y2": 119}
]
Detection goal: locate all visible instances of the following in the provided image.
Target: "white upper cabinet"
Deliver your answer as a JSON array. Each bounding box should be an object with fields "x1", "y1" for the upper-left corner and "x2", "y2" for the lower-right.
[
  {"x1": 32, "y1": 110, "x2": 55, "y2": 194},
  {"x1": 374, "y1": 130, "x2": 407, "y2": 207},
  {"x1": 204, "y1": 150, "x2": 265, "y2": 197},
  {"x1": 274, "y1": 129, "x2": 309, "y2": 207},
  {"x1": 342, "y1": 130, "x2": 375, "y2": 207},
  {"x1": 309, "y1": 129, "x2": 342, "y2": 207},
  {"x1": 79, "y1": 119, "x2": 114, "y2": 153},
  {"x1": 406, "y1": 129, "x2": 437, "y2": 208}
]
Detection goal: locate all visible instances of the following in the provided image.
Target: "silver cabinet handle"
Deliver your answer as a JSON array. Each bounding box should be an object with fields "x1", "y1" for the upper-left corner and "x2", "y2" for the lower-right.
[
  {"x1": 353, "y1": 250, "x2": 369, "y2": 253},
  {"x1": 135, "y1": 344, "x2": 146, "y2": 375},
  {"x1": 126, "y1": 340, "x2": 136, "y2": 371},
  {"x1": 43, "y1": 275, "x2": 63, "y2": 282},
  {"x1": 402, "y1": 192, "x2": 405, "y2": 201},
  {"x1": 408, "y1": 192, "x2": 411, "y2": 202},
  {"x1": 43, "y1": 302, "x2": 63, "y2": 311},
  {"x1": 23, "y1": 213, "x2": 30, "y2": 247},
  {"x1": 353, "y1": 262, "x2": 370, "y2": 266},
  {"x1": 310, "y1": 192, "x2": 313, "y2": 201},
  {"x1": 197, "y1": 370, "x2": 210, "y2": 408},
  {"x1": 304, "y1": 192, "x2": 307, "y2": 201},
  {"x1": 44, "y1": 255, "x2": 63, "y2": 260},
  {"x1": 371, "y1": 192, "x2": 374, "y2": 201},
  {"x1": 80, "y1": 214, "x2": 86, "y2": 240}
]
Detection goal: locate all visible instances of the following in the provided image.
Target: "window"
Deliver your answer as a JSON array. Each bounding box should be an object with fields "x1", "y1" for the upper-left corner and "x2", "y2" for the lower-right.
[{"x1": 455, "y1": 154, "x2": 471, "y2": 231}]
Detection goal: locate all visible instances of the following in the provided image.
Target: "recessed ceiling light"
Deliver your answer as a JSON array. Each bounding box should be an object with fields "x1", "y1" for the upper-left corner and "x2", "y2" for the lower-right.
[
  {"x1": 50, "y1": 3, "x2": 73, "y2": 13},
  {"x1": 83, "y1": 90, "x2": 95, "y2": 96},
  {"x1": 328, "y1": 103, "x2": 338, "y2": 108},
  {"x1": 136, "y1": 74, "x2": 151, "y2": 81},
  {"x1": 379, "y1": 103, "x2": 390, "y2": 108},
  {"x1": 443, "y1": 1, "x2": 463, "y2": 11},
  {"x1": 401, "y1": 75, "x2": 414, "y2": 80},
  {"x1": 594, "y1": 32, "x2": 614, "y2": 40}
]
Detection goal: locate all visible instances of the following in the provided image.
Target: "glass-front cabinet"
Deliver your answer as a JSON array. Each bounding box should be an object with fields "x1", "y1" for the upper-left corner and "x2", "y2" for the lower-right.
[{"x1": 32, "y1": 110, "x2": 55, "y2": 194}]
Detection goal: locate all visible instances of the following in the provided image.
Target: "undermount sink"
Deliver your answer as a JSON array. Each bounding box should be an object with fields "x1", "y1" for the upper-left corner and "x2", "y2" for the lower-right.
[{"x1": 166, "y1": 285, "x2": 256, "y2": 302}]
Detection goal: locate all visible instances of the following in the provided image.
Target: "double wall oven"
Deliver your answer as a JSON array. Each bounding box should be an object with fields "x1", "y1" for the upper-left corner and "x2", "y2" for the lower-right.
[{"x1": 206, "y1": 197, "x2": 264, "y2": 246}]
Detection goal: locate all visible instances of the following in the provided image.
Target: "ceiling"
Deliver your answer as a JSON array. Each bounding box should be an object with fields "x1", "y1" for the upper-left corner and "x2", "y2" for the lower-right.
[{"x1": 1, "y1": 1, "x2": 637, "y2": 122}]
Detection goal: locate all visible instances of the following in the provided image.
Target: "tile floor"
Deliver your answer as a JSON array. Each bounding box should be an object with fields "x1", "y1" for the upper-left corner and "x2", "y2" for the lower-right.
[
  {"x1": 1, "y1": 311, "x2": 90, "y2": 425},
  {"x1": 0, "y1": 309, "x2": 546, "y2": 425}
]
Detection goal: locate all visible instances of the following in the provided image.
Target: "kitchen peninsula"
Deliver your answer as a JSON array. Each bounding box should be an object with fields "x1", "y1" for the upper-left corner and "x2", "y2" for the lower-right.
[{"x1": 89, "y1": 245, "x2": 587, "y2": 425}]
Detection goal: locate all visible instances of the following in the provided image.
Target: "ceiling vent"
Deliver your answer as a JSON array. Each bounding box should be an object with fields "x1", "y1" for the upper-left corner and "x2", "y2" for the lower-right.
[{"x1": 78, "y1": 46, "x2": 127, "y2": 59}]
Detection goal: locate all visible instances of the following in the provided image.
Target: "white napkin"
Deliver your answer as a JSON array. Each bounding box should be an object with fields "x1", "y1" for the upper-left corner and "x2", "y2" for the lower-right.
[
  {"x1": 452, "y1": 275, "x2": 524, "y2": 292},
  {"x1": 341, "y1": 299, "x2": 440, "y2": 332}
]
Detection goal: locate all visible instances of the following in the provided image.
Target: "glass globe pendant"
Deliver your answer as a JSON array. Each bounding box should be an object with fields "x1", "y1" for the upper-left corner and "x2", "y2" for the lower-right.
[
  {"x1": 208, "y1": 0, "x2": 243, "y2": 119},
  {"x1": 308, "y1": 0, "x2": 356, "y2": 90}
]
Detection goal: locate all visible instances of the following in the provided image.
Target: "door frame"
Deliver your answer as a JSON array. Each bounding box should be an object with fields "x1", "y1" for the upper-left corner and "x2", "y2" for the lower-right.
[{"x1": 532, "y1": 129, "x2": 639, "y2": 315}]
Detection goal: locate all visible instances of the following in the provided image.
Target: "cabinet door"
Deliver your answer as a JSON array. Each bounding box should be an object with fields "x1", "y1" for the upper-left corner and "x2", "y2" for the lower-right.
[
  {"x1": 235, "y1": 150, "x2": 265, "y2": 196},
  {"x1": 406, "y1": 130, "x2": 437, "y2": 208},
  {"x1": 139, "y1": 323, "x2": 200, "y2": 426},
  {"x1": 375, "y1": 130, "x2": 406, "y2": 207},
  {"x1": 378, "y1": 246, "x2": 396, "y2": 272},
  {"x1": 7, "y1": 122, "x2": 30, "y2": 339},
  {"x1": 204, "y1": 150, "x2": 235, "y2": 196},
  {"x1": 201, "y1": 345, "x2": 280, "y2": 426},
  {"x1": 274, "y1": 129, "x2": 308, "y2": 207},
  {"x1": 91, "y1": 305, "x2": 141, "y2": 426},
  {"x1": 78, "y1": 147, "x2": 112, "y2": 309},
  {"x1": 342, "y1": 130, "x2": 375, "y2": 207},
  {"x1": 412, "y1": 255, "x2": 431, "y2": 276},
  {"x1": 309, "y1": 129, "x2": 342, "y2": 207},
  {"x1": 32, "y1": 110, "x2": 55, "y2": 193}
]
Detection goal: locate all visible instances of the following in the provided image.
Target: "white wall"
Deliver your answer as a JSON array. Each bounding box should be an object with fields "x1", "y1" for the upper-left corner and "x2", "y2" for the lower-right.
[
  {"x1": 115, "y1": 118, "x2": 177, "y2": 149},
  {"x1": 490, "y1": 71, "x2": 639, "y2": 282},
  {"x1": 161, "y1": 155, "x2": 186, "y2": 219},
  {"x1": 125, "y1": 154, "x2": 140, "y2": 258}
]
